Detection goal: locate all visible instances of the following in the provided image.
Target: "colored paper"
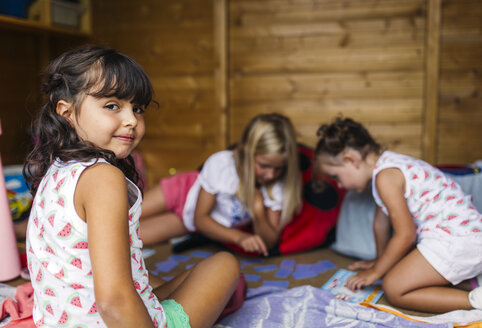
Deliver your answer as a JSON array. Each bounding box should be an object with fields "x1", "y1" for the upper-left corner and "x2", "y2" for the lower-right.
[
  {"x1": 262, "y1": 280, "x2": 289, "y2": 288},
  {"x1": 254, "y1": 264, "x2": 278, "y2": 272}
]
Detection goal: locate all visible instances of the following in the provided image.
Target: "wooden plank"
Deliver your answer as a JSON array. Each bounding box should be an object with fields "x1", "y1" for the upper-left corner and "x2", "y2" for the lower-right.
[
  {"x1": 103, "y1": 34, "x2": 214, "y2": 53},
  {"x1": 441, "y1": 0, "x2": 482, "y2": 17},
  {"x1": 151, "y1": 76, "x2": 214, "y2": 91},
  {"x1": 79, "y1": 0, "x2": 92, "y2": 34},
  {"x1": 234, "y1": 3, "x2": 426, "y2": 25},
  {"x1": 231, "y1": 30, "x2": 425, "y2": 53},
  {"x1": 0, "y1": 31, "x2": 40, "y2": 165},
  {"x1": 231, "y1": 99, "x2": 423, "y2": 124},
  {"x1": 230, "y1": 72, "x2": 423, "y2": 101},
  {"x1": 230, "y1": 18, "x2": 426, "y2": 38},
  {"x1": 213, "y1": 0, "x2": 228, "y2": 148},
  {"x1": 422, "y1": 0, "x2": 441, "y2": 164},
  {"x1": 437, "y1": 123, "x2": 482, "y2": 164},
  {"x1": 439, "y1": 45, "x2": 482, "y2": 70},
  {"x1": 439, "y1": 96, "x2": 482, "y2": 123},
  {"x1": 230, "y1": 0, "x2": 425, "y2": 15},
  {"x1": 230, "y1": 46, "x2": 424, "y2": 74}
]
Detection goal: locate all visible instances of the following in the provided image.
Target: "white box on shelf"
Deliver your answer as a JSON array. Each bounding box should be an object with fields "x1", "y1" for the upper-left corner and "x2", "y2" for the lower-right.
[{"x1": 51, "y1": 0, "x2": 84, "y2": 29}]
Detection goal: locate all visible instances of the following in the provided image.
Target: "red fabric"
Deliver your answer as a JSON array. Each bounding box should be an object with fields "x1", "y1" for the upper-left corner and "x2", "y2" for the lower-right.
[
  {"x1": 20, "y1": 253, "x2": 27, "y2": 269},
  {"x1": 0, "y1": 282, "x2": 35, "y2": 328},
  {"x1": 279, "y1": 145, "x2": 345, "y2": 254},
  {"x1": 221, "y1": 145, "x2": 346, "y2": 255},
  {"x1": 216, "y1": 273, "x2": 247, "y2": 323},
  {"x1": 279, "y1": 179, "x2": 344, "y2": 254}
]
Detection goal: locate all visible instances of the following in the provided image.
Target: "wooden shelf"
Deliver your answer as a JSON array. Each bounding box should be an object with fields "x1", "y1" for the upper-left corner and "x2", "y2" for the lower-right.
[
  {"x1": 0, "y1": 13, "x2": 89, "y2": 36},
  {"x1": 0, "y1": 0, "x2": 91, "y2": 37}
]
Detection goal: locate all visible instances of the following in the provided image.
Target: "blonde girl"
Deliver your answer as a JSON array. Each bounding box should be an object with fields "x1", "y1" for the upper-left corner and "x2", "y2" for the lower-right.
[{"x1": 140, "y1": 113, "x2": 302, "y2": 256}]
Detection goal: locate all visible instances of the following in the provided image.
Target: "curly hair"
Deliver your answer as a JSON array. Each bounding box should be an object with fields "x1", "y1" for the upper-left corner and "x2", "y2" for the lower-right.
[
  {"x1": 23, "y1": 45, "x2": 153, "y2": 195},
  {"x1": 315, "y1": 117, "x2": 381, "y2": 160}
]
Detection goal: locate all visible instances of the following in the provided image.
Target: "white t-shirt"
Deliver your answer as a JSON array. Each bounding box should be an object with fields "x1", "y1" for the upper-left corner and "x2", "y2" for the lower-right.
[{"x1": 182, "y1": 150, "x2": 284, "y2": 231}]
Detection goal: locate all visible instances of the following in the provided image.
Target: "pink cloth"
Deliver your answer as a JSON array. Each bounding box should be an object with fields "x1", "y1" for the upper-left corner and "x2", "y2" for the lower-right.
[
  {"x1": 0, "y1": 282, "x2": 35, "y2": 328},
  {"x1": 160, "y1": 171, "x2": 199, "y2": 219},
  {"x1": 216, "y1": 273, "x2": 247, "y2": 323}
]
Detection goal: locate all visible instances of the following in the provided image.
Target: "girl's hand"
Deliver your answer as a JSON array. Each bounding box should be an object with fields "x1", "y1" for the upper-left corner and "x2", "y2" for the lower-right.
[
  {"x1": 348, "y1": 259, "x2": 376, "y2": 271},
  {"x1": 345, "y1": 269, "x2": 381, "y2": 291},
  {"x1": 237, "y1": 234, "x2": 268, "y2": 256}
]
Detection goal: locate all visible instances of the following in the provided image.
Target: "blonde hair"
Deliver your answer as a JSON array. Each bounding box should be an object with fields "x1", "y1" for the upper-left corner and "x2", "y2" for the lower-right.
[{"x1": 234, "y1": 113, "x2": 302, "y2": 227}]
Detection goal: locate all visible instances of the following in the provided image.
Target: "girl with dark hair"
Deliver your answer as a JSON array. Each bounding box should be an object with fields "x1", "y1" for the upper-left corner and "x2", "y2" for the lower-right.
[
  {"x1": 24, "y1": 45, "x2": 239, "y2": 328},
  {"x1": 314, "y1": 116, "x2": 482, "y2": 313}
]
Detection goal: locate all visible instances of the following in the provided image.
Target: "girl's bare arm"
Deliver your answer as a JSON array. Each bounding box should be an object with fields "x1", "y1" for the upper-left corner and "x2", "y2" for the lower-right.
[
  {"x1": 78, "y1": 163, "x2": 154, "y2": 327},
  {"x1": 347, "y1": 168, "x2": 416, "y2": 290},
  {"x1": 194, "y1": 187, "x2": 268, "y2": 255},
  {"x1": 251, "y1": 189, "x2": 281, "y2": 250}
]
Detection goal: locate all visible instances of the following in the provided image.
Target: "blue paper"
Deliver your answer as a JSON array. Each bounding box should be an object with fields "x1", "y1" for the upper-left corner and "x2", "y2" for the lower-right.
[
  {"x1": 244, "y1": 274, "x2": 262, "y2": 282},
  {"x1": 280, "y1": 259, "x2": 296, "y2": 268},
  {"x1": 154, "y1": 258, "x2": 178, "y2": 272},
  {"x1": 254, "y1": 264, "x2": 278, "y2": 272},
  {"x1": 191, "y1": 251, "x2": 212, "y2": 258},
  {"x1": 292, "y1": 260, "x2": 336, "y2": 279},
  {"x1": 314, "y1": 260, "x2": 336, "y2": 273},
  {"x1": 262, "y1": 280, "x2": 289, "y2": 288},
  {"x1": 275, "y1": 259, "x2": 296, "y2": 278},
  {"x1": 240, "y1": 258, "x2": 265, "y2": 268},
  {"x1": 170, "y1": 255, "x2": 190, "y2": 262},
  {"x1": 292, "y1": 265, "x2": 318, "y2": 279}
]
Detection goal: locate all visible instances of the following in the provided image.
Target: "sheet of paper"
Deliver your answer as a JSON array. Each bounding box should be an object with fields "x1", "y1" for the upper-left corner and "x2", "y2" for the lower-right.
[{"x1": 321, "y1": 269, "x2": 383, "y2": 303}]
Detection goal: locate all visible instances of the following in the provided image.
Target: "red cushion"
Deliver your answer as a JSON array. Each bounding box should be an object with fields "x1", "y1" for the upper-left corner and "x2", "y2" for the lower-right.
[
  {"x1": 279, "y1": 145, "x2": 345, "y2": 254},
  {"x1": 224, "y1": 145, "x2": 345, "y2": 255}
]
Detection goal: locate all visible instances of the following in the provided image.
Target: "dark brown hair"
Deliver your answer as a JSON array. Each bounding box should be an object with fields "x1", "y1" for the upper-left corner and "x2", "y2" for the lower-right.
[
  {"x1": 315, "y1": 117, "x2": 381, "y2": 160},
  {"x1": 24, "y1": 45, "x2": 153, "y2": 195}
]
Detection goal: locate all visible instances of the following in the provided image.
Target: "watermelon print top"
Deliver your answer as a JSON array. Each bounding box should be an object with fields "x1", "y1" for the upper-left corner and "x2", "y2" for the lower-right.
[
  {"x1": 372, "y1": 151, "x2": 481, "y2": 238},
  {"x1": 26, "y1": 159, "x2": 167, "y2": 328}
]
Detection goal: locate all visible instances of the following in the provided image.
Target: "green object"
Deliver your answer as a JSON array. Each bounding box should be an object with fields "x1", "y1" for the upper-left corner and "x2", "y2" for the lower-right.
[{"x1": 161, "y1": 299, "x2": 191, "y2": 328}]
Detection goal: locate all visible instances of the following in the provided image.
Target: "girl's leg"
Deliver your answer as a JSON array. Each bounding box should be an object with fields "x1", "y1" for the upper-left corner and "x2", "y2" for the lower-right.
[
  {"x1": 139, "y1": 184, "x2": 189, "y2": 245},
  {"x1": 140, "y1": 212, "x2": 189, "y2": 245},
  {"x1": 154, "y1": 252, "x2": 240, "y2": 328},
  {"x1": 382, "y1": 249, "x2": 472, "y2": 313},
  {"x1": 140, "y1": 184, "x2": 168, "y2": 218}
]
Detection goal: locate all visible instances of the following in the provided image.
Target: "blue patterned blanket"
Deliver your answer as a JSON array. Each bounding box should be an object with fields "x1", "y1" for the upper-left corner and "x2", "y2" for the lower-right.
[{"x1": 215, "y1": 286, "x2": 451, "y2": 328}]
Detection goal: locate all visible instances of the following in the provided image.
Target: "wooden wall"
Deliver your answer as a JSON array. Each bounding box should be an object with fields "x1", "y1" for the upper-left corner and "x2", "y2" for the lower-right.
[
  {"x1": 0, "y1": 27, "x2": 84, "y2": 166},
  {"x1": 1, "y1": 0, "x2": 480, "y2": 186},
  {"x1": 437, "y1": 0, "x2": 482, "y2": 164},
  {"x1": 91, "y1": 0, "x2": 481, "y2": 188},
  {"x1": 91, "y1": 1, "x2": 224, "y2": 187},
  {"x1": 229, "y1": 0, "x2": 427, "y2": 158},
  {"x1": 0, "y1": 31, "x2": 39, "y2": 165}
]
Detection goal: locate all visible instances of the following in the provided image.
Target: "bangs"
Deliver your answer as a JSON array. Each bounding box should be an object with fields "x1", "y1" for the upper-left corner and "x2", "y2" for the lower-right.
[{"x1": 86, "y1": 51, "x2": 152, "y2": 106}]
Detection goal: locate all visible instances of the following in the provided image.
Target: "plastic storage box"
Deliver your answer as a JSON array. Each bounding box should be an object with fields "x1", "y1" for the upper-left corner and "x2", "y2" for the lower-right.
[
  {"x1": 51, "y1": 0, "x2": 84, "y2": 28},
  {"x1": 0, "y1": 0, "x2": 34, "y2": 18}
]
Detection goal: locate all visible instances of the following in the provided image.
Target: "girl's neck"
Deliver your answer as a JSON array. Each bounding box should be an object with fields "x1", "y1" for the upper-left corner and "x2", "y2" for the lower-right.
[{"x1": 365, "y1": 151, "x2": 381, "y2": 174}]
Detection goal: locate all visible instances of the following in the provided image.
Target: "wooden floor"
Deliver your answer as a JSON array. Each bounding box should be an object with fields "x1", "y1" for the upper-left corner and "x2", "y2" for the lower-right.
[
  {"x1": 143, "y1": 241, "x2": 431, "y2": 318},
  {"x1": 5, "y1": 241, "x2": 432, "y2": 319}
]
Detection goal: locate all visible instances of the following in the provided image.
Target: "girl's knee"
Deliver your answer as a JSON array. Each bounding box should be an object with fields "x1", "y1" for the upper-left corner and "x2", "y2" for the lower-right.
[
  {"x1": 210, "y1": 252, "x2": 240, "y2": 276},
  {"x1": 382, "y1": 275, "x2": 403, "y2": 305}
]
